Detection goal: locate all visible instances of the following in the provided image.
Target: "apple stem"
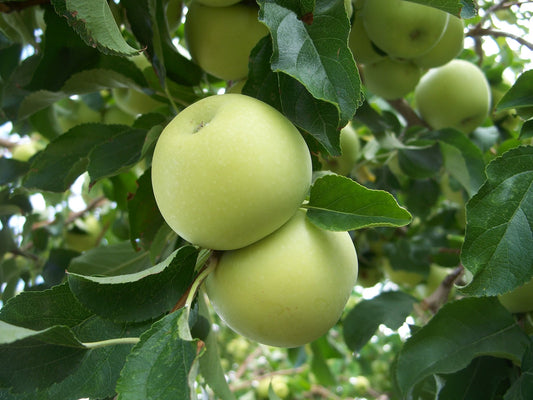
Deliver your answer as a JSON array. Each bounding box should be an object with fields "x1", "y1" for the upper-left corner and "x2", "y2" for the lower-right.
[{"x1": 184, "y1": 252, "x2": 219, "y2": 310}]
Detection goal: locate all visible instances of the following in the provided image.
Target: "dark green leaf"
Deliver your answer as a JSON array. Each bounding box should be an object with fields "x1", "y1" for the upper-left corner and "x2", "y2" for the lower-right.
[
  {"x1": 0, "y1": 322, "x2": 86, "y2": 393},
  {"x1": 438, "y1": 356, "x2": 512, "y2": 400},
  {"x1": 0, "y1": 158, "x2": 28, "y2": 185},
  {"x1": 310, "y1": 341, "x2": 336, "y2": 386},
  {"x1": 305, "y1": 174, "x2": 412, "y2": 230},
  {"x1": 504, "y1": 344, "x2": 533, "y2": 400},
  {"x1": 407, "y1": 0, "x2": 466, "y2": 16},
  {"x1": 128, "y1": 169, "x2": 164, "y2": 251},
  {"x1": 68, "y1": 246, "x2": 198, "y2": 322},
  {"x1": 50, "y1": 0, "x2": 138, "y2": 56},
  {"x1": 115, "y1": 310, "x2": 199, "y2": 400},
  {"x1": 520, "y1": 119, "x2": 533, "y2": 140},
  {"x1": 22, "y1": 124, "x2": 129, "y2": 192},
  {"x1": 259, "y1": 0, "x2": 361, "y2": 126},
  {"x1": 343, "y1": 291, "x2": 416, "y2": 352},
  {"x1": 461, "y1": 146, "x2": 533, "y2": 296},
  {"x1": 395, "y1": 297, "x2": 530, "y2": 398},
  {"x1": 69, "y1": 241, "x2": 151, "y2": 276},
  {"x1": 428, "y1": 128, "x2": 487, "y2": 197},
  {"x1": 496, "y1": 70, "x2": 533, "y2": 112},
  {"x1": 88, "y1": 128, "x2": 147, "y2": 183},
  {"x1": 398, "y1": 142, "x2": 443, "y2": 179}
]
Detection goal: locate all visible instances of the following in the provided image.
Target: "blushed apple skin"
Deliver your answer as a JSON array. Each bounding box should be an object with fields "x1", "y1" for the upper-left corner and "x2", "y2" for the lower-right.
[
  {"x1": 362, "y1": 0, "x2": 449, "y2": 59},
  {"x1": 151, "y1": 94, "x2": 312, "y2": 251},
  {"x1": 185, "y1": 2, "x2": 268, "y2": 81},
  {"x1": 205, "y1": 209, "x2": 358, "y2": 347},
  {"x1": 414, "y1": 59, "x2": 491, "y2": 133},
  {"x1": 499, "y1": 278, "x2": 533, "y2": 314}
]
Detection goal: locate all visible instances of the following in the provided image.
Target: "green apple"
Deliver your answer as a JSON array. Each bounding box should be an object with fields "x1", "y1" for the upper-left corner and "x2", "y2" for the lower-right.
[
  {"x1": 102, "y1": 105, "x2": 136, "y2": 125},
  {"x1": 226, "y1": 79, "x2": 246, "y2": 94},
  {"x1": 111, "y1": 87, "x2": 165, "y2": 116},
  {"x1": 320, "y1": 123, "x2": 360, "y2": 175},
  {"x1": 362, "y1": 58, "x2": 422, "y2": 100},
  {"x1": 11, "y1": 140, "x2": 45, "y2": 162},
  {"x1": 361, "y1": 0, "x2": 449, "y2": 59},
  {"x1": 414, "y1": 15, "x2": 464, "y2": 69},
  {"x1": 349, "y1": 14, "x2": 385, "y2": 65},
  {"x1": 256, "y1": 376, "x2": 290, "y2": 399},
  {"x1": 498, "y1": 278, "x2": 533, "y2": 314},
  {"x1": 151, "y1": 93, "x2": 312, "y2": 250},
  {"x1": 165, "y1": 0, "x2": 182, "y2": 33},
  {"x1": 352, "y1": 376, "x2": 370, "y2": 396},
  {"x1": 184, "y1": 2, "x2": 268, "y2": 81},
  {"x1": 195, "y1": 0, "x2": 241, "y2": 6},
  {"x1": 414, "y1": 59, "x2": 491, "y2": 133},
  {"x1": 205, "y1": 209, "x2": 358, "y2": 347},
  {"x1": 54, "y1": 98, "x2": 101, "y2": 132},
  {"x1": 383, "y1": 258, "x2": 424, "y2": 287},
  {"x1": 423, "y1": 264, "x2": 454, "y2": 297},
  {"x1": 65, "y1": 215, "x2": 101, "y2": 252}
]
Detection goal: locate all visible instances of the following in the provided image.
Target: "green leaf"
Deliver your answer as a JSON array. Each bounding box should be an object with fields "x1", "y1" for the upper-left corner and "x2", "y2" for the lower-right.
[
  {"x1": 87, "y1": 128, "x2": 148, "y2": 183},
  {"x1": 521, "y1": 119, "x2": 533, "y2": 140},
  {"x1": 0, "y1": 283, "x2": 150, "y2": 399},
  {"x1": 50, "y1": 0, "x2": 138, "y2": 56},
  {"x1": 197, "y1": 294, "x2": 236, "y2": 400},
  {"x1": 68, "y1": 246, "x2": 198, "y2": 322},
  {"x1": 69, "y1": 241, "x2": 151, "y2": 276},
  {"x1": 115, "y1": 310, "x2": 200, "y2": 400},
  {"x1": 504, "y1": 345, "x2": 533, "y2": 400},
  {"x1": 128, "y1": 169, "x2": 165, "y2": 252},
  {"x1": 395, "y1": 297, "x2": 530, "y2": 398},
  {"x1": 310, "y1": 340, "x2": 336, "y2": 386},
  {"x1": 398, "y1": 142, "x2": 443, "y2": 179},
  {"x1": 429, "y1": 128, "x2": 487, "y2": 197},
  {"x1": 22, "y1": 124, "x2": 130, "y2": 192},
  {"x1": 0, "y1": 158, "x2": 28, "y2": 185},
  {"x1": 496, "y1": 70, "x2": 533, "y2": 112},
  {"x1": 460, "y1": 146, "x2": 533, "y2": 296},
  {"x1": 258, "y1": 0, "x2": 361, "y2": 127},
  {"x1": 343, "y1": 291, "x2": 417, "y2": 352},
  {"x1": 305, "y1": 174, "x2": 412, "y2": 231},
  {"x1": 438, "y1": 356, "x2": 512, "y2": 400},
  {"x1": 0, "y1": 321, "x2": 86, "y2": 393}
]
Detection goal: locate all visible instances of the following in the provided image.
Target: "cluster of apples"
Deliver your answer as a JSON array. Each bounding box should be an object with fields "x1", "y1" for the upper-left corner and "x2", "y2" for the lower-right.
[
  {"x1": 184, "y1": 0, "x2": 267, "y2": 82},
  {"x1": 349, "y1": 0, "x2": 465, "y2": 100},
  {"x1": 151, "y1": 93, "x2": 359, "y2": 347},
  {"x1": 349, "y1": 0, "x2": 491, "y2": 133}
]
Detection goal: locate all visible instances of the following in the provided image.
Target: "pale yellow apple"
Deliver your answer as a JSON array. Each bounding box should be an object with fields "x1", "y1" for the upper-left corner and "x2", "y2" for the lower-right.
[
  {"x1": 499, "y1": 278, "x2": 533, "y2": 314},
  {"x1": 112, "y1": 88, "x2": 165, "y2": 116},
  {"x1": 414, "y1": 59, "x2": 491, "y2": 133},
  {"x1": 383, "y1": 258, "x2": 424, "y2": 287},
  {"x1": 362, "y1": 58, "x2": 421, "y2": 99},
  {"x1": 151, "y1": 93, "x2": 312, "y2": 250},
  {"x1": 349, "y1": 14, "x2": 385, "y2": 65},
  {"x1": 414, "y1": 15, "x2": 465, "y2": 69},
  {"x1": 320, "y1": 123, "x2": 360, "y2": 175},
  {"x1": 205, "y1": 209, "x2": 358, "y2": 347},
  {"x1": 362, "y1": 0, "x2": 449, "y2": 59},
  {"x1": 184, "y1": 2, "x2": 268, "y2": 81}
]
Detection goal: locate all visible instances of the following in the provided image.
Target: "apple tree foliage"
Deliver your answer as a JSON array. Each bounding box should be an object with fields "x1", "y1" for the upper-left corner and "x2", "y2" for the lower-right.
[{"x1": 0, "y1": 0, "x2": 532, "y2": 399}]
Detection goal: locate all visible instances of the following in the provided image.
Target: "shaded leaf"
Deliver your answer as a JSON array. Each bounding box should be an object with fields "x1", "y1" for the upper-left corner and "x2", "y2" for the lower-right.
[
  {"x1": 343, "y1": 291, "x2": 417, "y2": 352},
  {"x1": 115, "y1": 310, "x2": 199, "y2": 400},
  {"x1": 461, "y1": 146, "x2": 533, "y2": 296},
  {"x1": 504, "y1": 344, "x2": 533, "y2": 400},
  {"x1": 68, "y1": 241, "x2": 151, "y2": 277},
  {"x1": 438, "y1": 356, "x2": 512, "y2": 400},
  {"x1": 68, "y1": 246, "x2": 198, "y2": 322},
  {"x1": 496, "y1": 70, "x2": 533, "y2": 112},
  {"x1": 395, "y1": 297, "x2": 530, "y2": 398},
  {"x1": 50, "y1": 0, "x2": 138, "y2": 56},
  {"x1": 0, "y1": 321, "x2": 86, "y2": 393},
  {"x1": 305, "y1": 174, "x2": 412, "y2": 231}
]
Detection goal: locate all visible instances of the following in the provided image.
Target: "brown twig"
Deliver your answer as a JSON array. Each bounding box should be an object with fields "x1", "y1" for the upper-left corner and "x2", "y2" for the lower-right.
[
  {"x1": 468, "y1": 27, "x2": 533, "y2": 51},
  {"x1": 386, "y1": 98, "x2": 431, "y2": 130},
  {"x1": 420, "y1": 265, "x2": 465, "y2": 314}
]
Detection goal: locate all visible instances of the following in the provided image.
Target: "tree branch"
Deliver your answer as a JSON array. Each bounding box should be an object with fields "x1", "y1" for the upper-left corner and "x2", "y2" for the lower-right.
[
  {"x1": 468, "y1": 27, "x2": 533, "y2": 51},
  {"x1": 386, "y1": 98, "x2": 430, "y2": 129}
]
